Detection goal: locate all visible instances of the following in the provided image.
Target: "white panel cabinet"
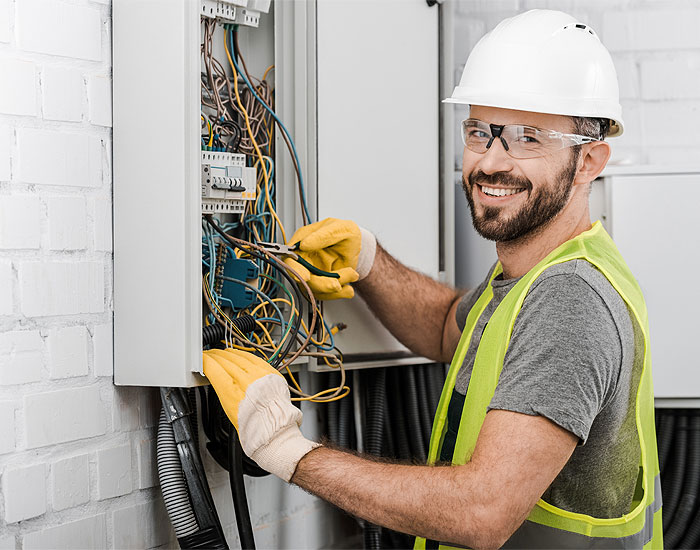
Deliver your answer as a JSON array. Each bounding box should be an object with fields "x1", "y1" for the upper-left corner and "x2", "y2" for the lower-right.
[
  {"x1": 315, "y1": 0, "x2": 442, "y2": 362},
  {"x1": 604, "y1": 167, "x2": 700, "y2": 399}
]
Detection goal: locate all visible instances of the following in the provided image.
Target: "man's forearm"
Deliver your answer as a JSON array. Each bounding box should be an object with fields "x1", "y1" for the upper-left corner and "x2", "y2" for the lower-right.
[
  {"x1": 355, "y1": 244, "x2": 462, "y2": 362},
  {"x1": 291, "y1": 446, "x2": 498, "y2": 549}
]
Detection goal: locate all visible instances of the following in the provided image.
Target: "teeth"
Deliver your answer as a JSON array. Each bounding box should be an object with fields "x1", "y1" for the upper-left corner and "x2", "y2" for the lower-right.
[{"x1": 481, "y1": 186, "x2": 524, "y2": 197}]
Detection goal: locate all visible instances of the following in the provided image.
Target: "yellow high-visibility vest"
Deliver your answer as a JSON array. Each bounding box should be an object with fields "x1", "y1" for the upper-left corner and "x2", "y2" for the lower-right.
[{"x1": 415, "y1": 222, "x2": 662, "y2": 549}]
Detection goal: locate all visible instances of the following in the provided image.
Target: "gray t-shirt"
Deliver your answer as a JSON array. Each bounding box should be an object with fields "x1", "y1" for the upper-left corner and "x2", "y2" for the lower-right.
[{"x1": 446, "y1": 259, "x2": 642, "y2": 520}]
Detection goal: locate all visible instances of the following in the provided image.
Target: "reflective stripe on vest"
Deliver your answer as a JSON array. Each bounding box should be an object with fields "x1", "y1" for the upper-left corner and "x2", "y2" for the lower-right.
[{"x1": 415, "y1": 222, "x2": 663, "y2": 550}]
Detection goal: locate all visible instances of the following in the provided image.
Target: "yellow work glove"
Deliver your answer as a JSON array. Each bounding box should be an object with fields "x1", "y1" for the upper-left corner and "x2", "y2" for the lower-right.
[
  {"x1": 284, "y1": 218, "x2": 377, "y2": 300},
  {"x1": 203, "y1": 348, "x2": 321, "y2": 482}
]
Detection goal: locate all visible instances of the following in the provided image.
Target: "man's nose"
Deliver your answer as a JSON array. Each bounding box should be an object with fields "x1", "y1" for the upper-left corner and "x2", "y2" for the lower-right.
[{"x1": 478, "y1": 137, "x2": 514, "y2": 174}]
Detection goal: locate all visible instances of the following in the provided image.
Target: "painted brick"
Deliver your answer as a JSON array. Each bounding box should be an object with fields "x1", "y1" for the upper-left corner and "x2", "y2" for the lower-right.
[
  {"x1": 612, "y1": 56, "x2": 639, "y2": 100},
  {"x1": 16, "y1": 0, "x2": 101, "y2": 61},
  {"x1": 0, "y1": 260, "x2": 13, "y2": 315},
  {"x1": 51, "y1": 454, "x2": 89, "y2": 511},
  {"x1": 47, "y1": 196, "x2": 87, "y2": 250},
  {"x1": 456, "y1": 0, "x2": 519, "y2": 15},
  {"x1": 0, "y1": 535, "x2": 14, "y2": 550},
  {"x1": 0, "y1": 401, "x2": 16, "y2": 455},
  {"x1": 0, "y1": 330, "x2": 43, "y2": 386},
  {"x1": 17, "y1": 129, "x2": 102, "y2": 187},
  {"x1": 112, "y1": 499, "x2": 171, "y2": 549},
  {"x1": 0, "y1": 0, "x2": 10, "y2": 44},
  {"x1": 96, "y1": 443, "x2": 133, "y2": 500},
  {"x1": 454, "y1": 18, "x2": 487, "y2": 61},
  {"x1": 18, "y1": 261, "x2": 104, "y2": 317},
  {"x1": 139, "y1": 387, "x2": 161, "y2": 428},
  {"x1": 41, "y1": 67, "x2": 84, "y2": 122},
  {"x1": 603, "y1": 9, "x2": 700, "y2": 52},
  {"x1": 0, "y1": 126, "x2": 10, "y2": 181},
  {"x1": 112, "y1": 386, "x2": 139, "y2": 432},
  {"x1": 643, "y1": 101, "x2": 700, "y2": 147},
  {"x1": 0, "y1": 59, "x2": 37, "y2": 116},
  {"x1": 93, "y1": 198, "x2": 112, "y2": 251},
  {"x1": 92, "y1": 322, "x2": 113, "y2": 377},
  {"x1": 640, "y1": 56, "x2": 700, "y2": 100},
  {"x1": 23, "y1": 514, "x2": 106, "y2": 550},
  {"x1": 24, "y1": 385, "x2": 106, "y2": 448},
  {"x1": 47, "y1": 326, "x2": 88, "y2": 379},
  {"x1": 2, "y1": 464, "x2": 46, "y2": 523},
  {"x1": 87, "y1": 76, "x2": 112, "y2": 127},
  {"x1": 137, "y1": 436, "x2": 157, "y2": 489},
  {"x1": 0, "y1": 195, "x2": 41, "y2": 249}
]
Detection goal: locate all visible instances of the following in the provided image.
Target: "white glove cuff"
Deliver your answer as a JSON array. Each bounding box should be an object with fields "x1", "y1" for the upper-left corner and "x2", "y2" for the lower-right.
[
  {"x1": 356, "y1": 227, "x2": 377, "y2": 280},
  {"x1": 250, "y1": 424, "x2": 321, "y2": 482}
]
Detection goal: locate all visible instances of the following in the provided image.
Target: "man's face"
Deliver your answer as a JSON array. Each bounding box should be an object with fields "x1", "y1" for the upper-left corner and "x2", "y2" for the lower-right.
[{"x1": 461, "y1": 106, "x2": 580, "y2": 242}]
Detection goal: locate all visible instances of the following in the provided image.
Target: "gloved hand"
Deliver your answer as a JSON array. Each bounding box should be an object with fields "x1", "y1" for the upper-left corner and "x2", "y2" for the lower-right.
[
  {"x1": 202, "y1": 348, "x2": 321, "y2": 482},
  {"x1": 284, "y1": 218, "x2": 377, "y2": 300}
]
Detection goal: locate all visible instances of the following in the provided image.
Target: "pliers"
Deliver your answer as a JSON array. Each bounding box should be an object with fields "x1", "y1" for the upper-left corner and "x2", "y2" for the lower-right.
[{"x1": 257, "y1": 242, "x2": 341, "y2": 279}]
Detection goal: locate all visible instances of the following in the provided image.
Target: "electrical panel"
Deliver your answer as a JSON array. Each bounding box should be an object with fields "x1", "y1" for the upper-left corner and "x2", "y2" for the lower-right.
[{"x1": 113, "y1": 0, "x2": 453, "y2": 387}]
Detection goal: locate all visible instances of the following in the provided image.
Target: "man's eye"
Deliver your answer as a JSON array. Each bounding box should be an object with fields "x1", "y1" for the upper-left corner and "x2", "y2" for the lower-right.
[
  {"x1": 469, "y1": 130, "x2": 490, "y2": 139},
  {"x1": 519, "y1": 135, "x2": 540, "y2": 144}
]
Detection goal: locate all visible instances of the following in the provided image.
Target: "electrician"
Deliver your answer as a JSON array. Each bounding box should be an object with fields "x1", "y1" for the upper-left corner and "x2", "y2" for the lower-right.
[{"x1": 203, "y1": 9, "x2": 662, "y2": 549}]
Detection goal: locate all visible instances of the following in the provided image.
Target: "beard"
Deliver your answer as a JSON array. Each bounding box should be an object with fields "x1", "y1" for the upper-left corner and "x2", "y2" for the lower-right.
[{"x1": 462, "y1": 154, "x2": 578, "y2": 242}]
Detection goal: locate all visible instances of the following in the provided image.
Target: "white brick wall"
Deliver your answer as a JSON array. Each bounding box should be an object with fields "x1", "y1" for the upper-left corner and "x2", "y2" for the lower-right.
[
  {"x1": 452, "y1": 0, "x2": 700, "y2": 166},
  {"x1": 0, "y1": 2, "x2": 169, "y2": 547}
]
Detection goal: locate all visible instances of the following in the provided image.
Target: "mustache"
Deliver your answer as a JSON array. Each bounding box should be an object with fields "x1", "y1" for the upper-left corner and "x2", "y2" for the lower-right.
[{"x1": 466, "y1": 170, "x2": 533, "y2": 192}]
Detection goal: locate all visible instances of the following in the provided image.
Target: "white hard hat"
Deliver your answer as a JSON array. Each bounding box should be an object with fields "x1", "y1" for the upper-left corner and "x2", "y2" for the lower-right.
[{"x1": 447, "y1": 9, "x2": 624, "y2": 137}]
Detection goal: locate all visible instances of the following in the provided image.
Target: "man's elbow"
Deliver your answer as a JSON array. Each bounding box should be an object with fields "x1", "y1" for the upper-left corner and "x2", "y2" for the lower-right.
[{"x1": 451, "y1": 504, "x2": 520, "y2": 550}]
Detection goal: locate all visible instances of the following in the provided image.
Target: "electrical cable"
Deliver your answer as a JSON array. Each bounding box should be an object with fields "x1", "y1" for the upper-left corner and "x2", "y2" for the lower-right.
[
  {"x1": 231, "y1": 28, "x2": 312, "y2": 224},
  {"x1": 228, "y1": 423, "x2": 256, "y2": 550},
  {"x1": 403, "y1": 365, "x2": 427, "y2": 463}
]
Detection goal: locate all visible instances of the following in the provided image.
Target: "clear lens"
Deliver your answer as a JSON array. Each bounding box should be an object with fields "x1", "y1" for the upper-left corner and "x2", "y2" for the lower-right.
[{"x1": 461, "y1": 119, "x2": 597, "y2": 159}]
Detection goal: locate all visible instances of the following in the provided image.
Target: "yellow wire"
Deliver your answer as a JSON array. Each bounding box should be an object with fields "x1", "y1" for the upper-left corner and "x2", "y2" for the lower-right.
[
  {"x1": 262, "y1": 64, "x2": 275, "y2": 83},
  {"x1": 225, "y1": 31, "x2": 287, "y2": 243}
]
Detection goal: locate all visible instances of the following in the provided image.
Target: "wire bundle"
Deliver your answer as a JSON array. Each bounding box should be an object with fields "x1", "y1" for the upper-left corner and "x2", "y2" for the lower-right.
[{"x1": 200, "y1": 19, "x2": 347, "y2": 403}]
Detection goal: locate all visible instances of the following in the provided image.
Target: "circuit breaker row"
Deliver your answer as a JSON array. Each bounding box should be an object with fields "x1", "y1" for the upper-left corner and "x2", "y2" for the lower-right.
[{"x1": 201, "y1": 0, "x2": 271, "y2": 27}]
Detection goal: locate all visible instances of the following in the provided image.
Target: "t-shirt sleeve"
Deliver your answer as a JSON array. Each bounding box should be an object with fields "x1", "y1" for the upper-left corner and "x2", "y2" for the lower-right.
[{"x1": 488, "y1": 272, "x2": 622, "y2": 444}]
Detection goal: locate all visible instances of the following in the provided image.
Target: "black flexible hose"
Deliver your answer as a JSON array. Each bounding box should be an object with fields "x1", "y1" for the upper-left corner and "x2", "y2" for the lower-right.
[
  {"x1": 658, "y1": 411, "x2": 676, "y2": 475},
  {"x1": 663, "y1": 413, "x2": 688, "y2": 532},
  {"x1": 157, "y1": 410, "x2": 199, "y2": 538},
  {"x1": 388, "y1": 368, "x2": 411, "y2": 460},
  {"x1": 403, "y1": 365, "x2": 427, "y2": 463},
  {"x1": 416, "y1": 365, "x2": 434, "y2": 449},
  {"x1": 383, "y1": 405, "x2": 395, "y2": 458},
  {"x1": 363, "y1": 369, "x2": 386, "y2": 550},
  {"x1": 338, "y1": 380, "x2": 352, "y2": 448},
  {"x1": 676, "y1": 413, "x2": 700, "y2": 549},
  {"x1": 326, "y1": 373, "x2": 340, "y2": 444},
  {"x1": 203, "y1": 315, "x2": 257, "y2": 347},
  {"x1": 365, "y1": 369, "x2": 386, "y2": 456},
  {"x1": 228, "y1": 423, "x2": 256, "y2": 550},
  {"x1": 426, "y1": 364, "x2": 445, "y2": 419}
]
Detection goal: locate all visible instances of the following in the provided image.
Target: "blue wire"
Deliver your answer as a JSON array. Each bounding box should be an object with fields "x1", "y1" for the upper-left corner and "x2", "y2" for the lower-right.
[
  {"x1": 220, "y1": 277, "x2": 286, "y2": 332},
  {"x1": 227, "y1": 29, "x2": 313, "y2": 223}
]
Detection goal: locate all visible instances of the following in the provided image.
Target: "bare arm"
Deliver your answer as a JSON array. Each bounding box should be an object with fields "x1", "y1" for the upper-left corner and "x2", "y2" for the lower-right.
[
  {"x1": 355, "y1": 243, "x2": 464, "y2": 362},
  {"x1": 292, "y1": 410, "x2": 578, "y2": 550}
]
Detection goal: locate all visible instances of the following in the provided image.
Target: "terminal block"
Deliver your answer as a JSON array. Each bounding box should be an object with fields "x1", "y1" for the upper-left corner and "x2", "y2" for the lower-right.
[
  {"x1": 201, "y1": 0, "x2": 246, "y2": 23},
  {"x1": 201, "y1": 151, "x2": 257, "y2": 214},
  {"x1": 219, "y1": 258, "x2": 259, "y2": 311}
]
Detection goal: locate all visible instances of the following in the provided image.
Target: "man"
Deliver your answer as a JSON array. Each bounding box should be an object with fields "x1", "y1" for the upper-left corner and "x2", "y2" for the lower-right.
[{"x1": 203, "y1": 10, "x2": 662, "y2": 549}]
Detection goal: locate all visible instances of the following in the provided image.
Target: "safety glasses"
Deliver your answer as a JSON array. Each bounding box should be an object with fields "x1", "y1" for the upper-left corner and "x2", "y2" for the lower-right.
[{"x1": 461, "y1": 118, "x2": 599, "y2": 159}]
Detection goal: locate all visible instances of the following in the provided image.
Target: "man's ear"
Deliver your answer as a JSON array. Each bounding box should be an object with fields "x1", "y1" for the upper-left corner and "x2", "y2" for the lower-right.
[{"x1": 574, "y1": 141, "x2": 611, "y2": 185}]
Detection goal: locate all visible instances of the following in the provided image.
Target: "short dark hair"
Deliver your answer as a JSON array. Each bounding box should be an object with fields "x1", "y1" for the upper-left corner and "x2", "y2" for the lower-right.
[{"x1": 571, "y1": 116, "x2": 611, "y2": 140}]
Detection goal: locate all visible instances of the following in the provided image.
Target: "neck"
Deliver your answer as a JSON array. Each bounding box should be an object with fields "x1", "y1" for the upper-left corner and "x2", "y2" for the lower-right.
[{"x1": 496, "y1": 202, "x2": 592, "y2": 280}]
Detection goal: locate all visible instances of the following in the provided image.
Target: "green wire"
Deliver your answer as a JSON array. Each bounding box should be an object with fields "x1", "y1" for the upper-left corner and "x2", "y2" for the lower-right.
[{"x1": 260, "y1": 273, "x2": 297, "y2": 364}]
